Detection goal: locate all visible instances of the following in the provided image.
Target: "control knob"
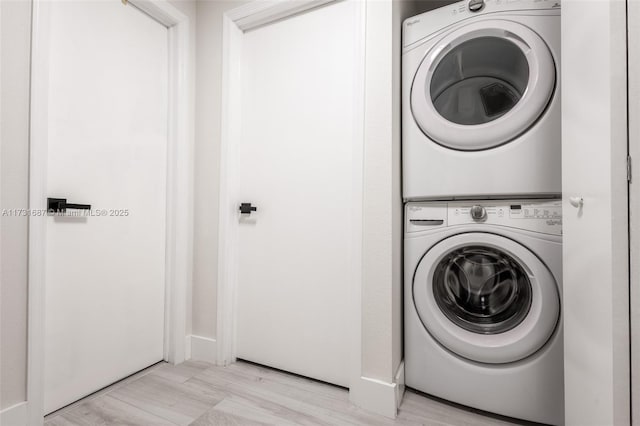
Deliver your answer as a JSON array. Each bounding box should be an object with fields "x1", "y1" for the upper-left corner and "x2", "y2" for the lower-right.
[
  {"x1": 470, "y1": 205, "x2": 487, "y2": 221},
  {"x1": 468, "y1": 0, "x2": 485, "y2": 12}
]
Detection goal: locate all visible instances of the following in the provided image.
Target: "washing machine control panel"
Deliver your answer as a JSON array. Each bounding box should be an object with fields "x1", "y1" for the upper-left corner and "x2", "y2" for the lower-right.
[
  {"x1": 406, "y1": 200, "x2": 562, "y2": 235},
  {"x1": 451, "y1": 200, "x2": 562, "y2": 235}
]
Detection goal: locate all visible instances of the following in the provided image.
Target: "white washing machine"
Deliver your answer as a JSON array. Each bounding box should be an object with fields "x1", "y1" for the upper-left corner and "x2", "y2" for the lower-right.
[
  {"x1": 404, "y1": 200, "x2": 563, "y2": 425},
  {"x1": 402, "y1": 0, "x2": 561, "y2": 200}
]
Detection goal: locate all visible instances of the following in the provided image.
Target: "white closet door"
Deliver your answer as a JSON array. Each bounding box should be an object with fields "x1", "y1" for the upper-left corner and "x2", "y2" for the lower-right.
[
  {"x1": 235, "y1": 1, "x2": 359, "y2": 387},
  {"x1": 561, "y1": 0, "x2": 629, "y2": 424},
  {"x1": 44, "y1": 1, "x2": 168, "y2": 413}
]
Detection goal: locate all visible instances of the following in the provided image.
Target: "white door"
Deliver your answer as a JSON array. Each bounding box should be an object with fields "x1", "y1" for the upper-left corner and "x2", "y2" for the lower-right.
[
  {"x1": 44, "y1": 1, "x2": 168, "y2": 413},
  {"x1": 235, "y1": 1, "x2": 360, "y2": 387},
  {"x1": 561, "y1": 0, "x2": 629, "y2": 424}
]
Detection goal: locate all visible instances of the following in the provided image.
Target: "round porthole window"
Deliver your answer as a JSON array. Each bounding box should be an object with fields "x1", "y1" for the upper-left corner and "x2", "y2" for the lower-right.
[
  {"x1": 432, "y1": 245, "x2": 532, "y2": 334},
  {"x1": 430, "y1": 37, "x2": 530, "y2": 125},
  {"x1": 410, "y1": 21, "x2": 556, "y2": 150},
  {"x1": 412, "y1": 233, "x2": 560, "y2": 364}
]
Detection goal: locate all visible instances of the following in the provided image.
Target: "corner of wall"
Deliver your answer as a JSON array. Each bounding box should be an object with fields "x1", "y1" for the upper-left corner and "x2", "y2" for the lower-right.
[
  {"x1": 349, "y1": 376, "x2": 398, "y2": 419},
  {"x1": 349, "y1": 361, "x2": 406, "y2": 419},
  {"x1": 394, "y1": 360, "x2": 406, "y2": 408},
  {"x1": 185, "y1": 334, "x2": 217, "y2": 364}
]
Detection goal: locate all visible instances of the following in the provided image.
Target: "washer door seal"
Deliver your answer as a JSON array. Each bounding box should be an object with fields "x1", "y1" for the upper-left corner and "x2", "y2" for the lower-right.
[
  {"x1": 413, "y1": 233, "x2": 560, "y2": 364},
  {"x1": 411, "y1": 20, "x2": 556, "y2": 151}
]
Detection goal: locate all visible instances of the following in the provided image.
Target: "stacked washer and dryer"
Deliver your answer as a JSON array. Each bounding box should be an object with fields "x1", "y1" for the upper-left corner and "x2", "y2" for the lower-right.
[{"x1": 402, "y1": 0, "x2": 563, "y2": 424}]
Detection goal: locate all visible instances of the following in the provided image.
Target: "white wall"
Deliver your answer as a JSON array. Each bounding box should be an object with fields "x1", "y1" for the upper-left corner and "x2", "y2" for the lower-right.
[
  {"x1": 562, "y1": 0, "x2": 629, "y2": 424},
  {"x1": 359, "y1": 0, "x2": 400, "y2": 384},
  {"x1": 348, "y1": 1, "x2": 407, "y2": 416},
  {"x1": 350, "y1": 0, "x2": 454, "y2": 418},
  {"x1": 192, "y1": 0, "x2": 248, "y2": 341},
  {"x1": 0, "y1": 0, "x2": 32, "y2": 411},
  {"x1": 167, "y1": 0, "x2": 198, "y2": 340}
]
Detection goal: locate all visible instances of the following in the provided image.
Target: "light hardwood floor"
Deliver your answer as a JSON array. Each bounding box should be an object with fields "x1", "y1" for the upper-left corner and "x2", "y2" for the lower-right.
[{"x1": 44, "y1": 360, "x2": 519, "y2": 426}]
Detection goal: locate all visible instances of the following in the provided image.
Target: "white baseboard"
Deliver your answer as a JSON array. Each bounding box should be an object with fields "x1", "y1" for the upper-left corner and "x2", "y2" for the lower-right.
[
  {"x1": 184, "y1": 335, "x2": 192, "y2": 360},
  {"x1": 394, "y1": 361, "x2": 406, "y2": 408},
  {"x1": 0, "y1": 401, "x2": 28, "y2": 426},
  {"x1": 349, "y1": 361, "x2": 406, "y2": 419},
  {"x1": 186, "y1": 335, "x2": 217, "y2": 364},
  {"x1": 349, "y1": 375, "x2": 398, "y2": 419}
]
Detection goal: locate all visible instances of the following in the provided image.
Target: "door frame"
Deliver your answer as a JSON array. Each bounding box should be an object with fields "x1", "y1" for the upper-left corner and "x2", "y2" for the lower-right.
[
  {"x1": 215, "y1": 0, "x2": 366, "y2": 390},
  {"x1": 26, "y1": 0, "x2": 193, "y2": 423},
  {"x1": 630, "y1": 0, "x2": 639, "y2": 422}
]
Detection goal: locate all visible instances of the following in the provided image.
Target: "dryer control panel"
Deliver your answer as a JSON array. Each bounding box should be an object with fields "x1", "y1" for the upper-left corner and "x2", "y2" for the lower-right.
[
  {"x1": 406, "y1": 200, "x2": 562, "y2": 235},
  {"x1": 403, "y1": 0, "x2": 561, "y2": 48}
]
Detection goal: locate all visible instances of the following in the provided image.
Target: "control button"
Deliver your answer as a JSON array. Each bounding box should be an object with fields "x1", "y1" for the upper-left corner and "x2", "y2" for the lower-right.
[
  {"x1": 470, "y1": 205, "x2": 487, "y2": 221},
  {"x1": 468, "y1": 0, "x2": 485, "y2": 12}
]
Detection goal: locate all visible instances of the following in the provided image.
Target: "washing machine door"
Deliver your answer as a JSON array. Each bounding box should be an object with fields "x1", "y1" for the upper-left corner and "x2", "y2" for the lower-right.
[
  {"x1": 413, "y1": 233, "x2": 560, "y2": 364},
  {"x1": 411, "y1": 20, "x2": 556, "y2": 151}
]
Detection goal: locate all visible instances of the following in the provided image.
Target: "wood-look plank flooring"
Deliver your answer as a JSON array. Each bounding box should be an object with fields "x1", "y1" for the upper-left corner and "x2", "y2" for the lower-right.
[{"x1": 44, "y1": 360, "x2": 519, "y2": 426}]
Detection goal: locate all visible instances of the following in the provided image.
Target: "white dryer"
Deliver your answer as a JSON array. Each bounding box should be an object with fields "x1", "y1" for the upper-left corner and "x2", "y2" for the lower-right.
[
  {"x1": 402, "y1": 0, "x2": 561, "y2": 200},
  {"x1": 404, "y1": 200, "x2": 563, "y2": 425}
]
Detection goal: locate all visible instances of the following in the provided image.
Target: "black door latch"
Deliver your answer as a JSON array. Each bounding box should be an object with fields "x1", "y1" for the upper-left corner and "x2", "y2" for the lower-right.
[
  {"x1": 47, "y1": 197, "x2": 91, "y2": 213},
  {"x1": 239, "y1": 203, "x2": 257, "y2": 214}
]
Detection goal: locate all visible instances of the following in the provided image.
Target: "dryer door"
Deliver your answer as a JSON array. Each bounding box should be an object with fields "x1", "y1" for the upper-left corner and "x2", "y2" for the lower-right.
[
  {"x1": 413, "y1": 233, "x2": 560, "y2": 364},
  {"x1": 411, "y1": 20, "x2": 556, "y2": 151}
]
